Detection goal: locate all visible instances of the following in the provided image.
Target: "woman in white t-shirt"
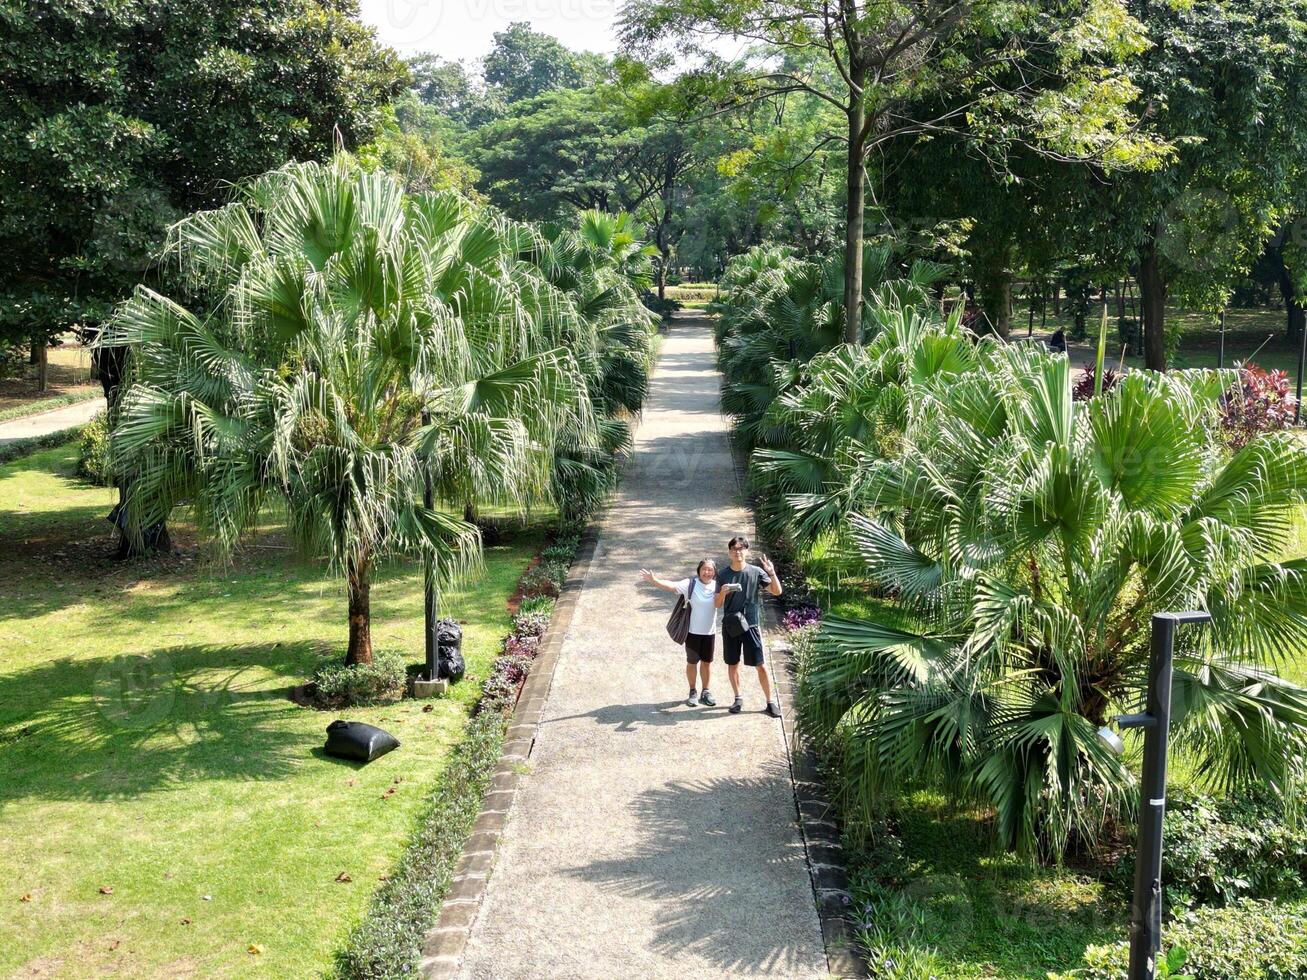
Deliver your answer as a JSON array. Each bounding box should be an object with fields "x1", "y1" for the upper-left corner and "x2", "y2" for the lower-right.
[{"x1": 639, "y1": 559, "x2": 720, "y2": 707}]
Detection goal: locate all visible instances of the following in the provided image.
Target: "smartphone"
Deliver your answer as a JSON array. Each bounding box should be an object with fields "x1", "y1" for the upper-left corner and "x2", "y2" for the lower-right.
[{"x1": 724, "y1": 582, "x2": 743, "y2": 593}]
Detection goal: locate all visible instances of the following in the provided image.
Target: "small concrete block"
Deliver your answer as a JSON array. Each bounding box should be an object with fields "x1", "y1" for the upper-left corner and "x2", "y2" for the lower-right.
[
  {"x1": 456, "y1": 850, "x2": 494, "y2": 878},
  {"x1": 807, "y1": 840, "x2": 843, "y2": 866},
  {"x1": 472, "y1": 809, "x2": 508, "y2": 835},
  {"x1": 463, "y1": 831, "x2": 499, "y2": 855},
  {"x1": 435, "y1": 900, "x2": 479, "y2": 930},
  {"x1": 443, "y1": 876, "x2": 485, "y2": 905},
  {"x1": 412, "y1": 677, "x2": 450, "y2": 698},
  {"x1": 489, "y1": 770, "x2": 520, "y2": 794},
  {"x1": 481, "y1": 790, "x2": 514, "y2": 813},
  {"x1": 420, "y1": 927, "x2": 468, "y2": 960},
  {"x1": 416, "y1": 952, "x2": 460, "y2": 979}
]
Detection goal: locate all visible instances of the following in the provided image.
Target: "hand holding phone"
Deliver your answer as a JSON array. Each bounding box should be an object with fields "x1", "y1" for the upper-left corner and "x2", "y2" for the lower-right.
[{"x1": 724, "y1": 582, "x2": 743, "y2": 593}]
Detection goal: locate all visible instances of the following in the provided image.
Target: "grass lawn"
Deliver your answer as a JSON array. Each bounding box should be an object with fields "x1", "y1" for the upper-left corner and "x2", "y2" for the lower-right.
[
  {"x1": 1025, "y1": 303, "x2": 1307, "y2": 383},
  {"x1": 0, "y1": 442, "x2": 541, "y2": 977}
]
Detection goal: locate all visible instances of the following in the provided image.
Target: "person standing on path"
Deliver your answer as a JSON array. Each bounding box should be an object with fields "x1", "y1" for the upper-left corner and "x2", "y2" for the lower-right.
[
  {"x1": 715, "y1": 535, "x2": 783, "y2": 718},
  {"x1": 639, "y1": 559, "x2": 720, "y2": 707}
]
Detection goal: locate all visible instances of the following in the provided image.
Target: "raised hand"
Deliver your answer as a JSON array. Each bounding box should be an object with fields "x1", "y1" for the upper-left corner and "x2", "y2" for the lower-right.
[
  {"x1": 759, "y1": 554, "x2": 776, "y2": 576},
  {"x1": 638, "y1": 568, "x2": 655, "y2": 584}
]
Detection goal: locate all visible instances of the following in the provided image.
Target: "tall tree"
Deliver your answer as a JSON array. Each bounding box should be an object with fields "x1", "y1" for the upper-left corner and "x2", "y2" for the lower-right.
[
  {"x1": 620, "y1": 0, "x2": 1165, "y2": 342},
  {"x1": 1099, "y1": 0, "x2": 1307, "y2": 369},
  {"x1": 0, "y1": 0, "x2": 405, "y2": 371},
  {"x1": 482, "y1": 22, "x2": 606, "y2": 105},
  {"x1": 100, "y1": 161, "x2": 615, "y2": 665}
]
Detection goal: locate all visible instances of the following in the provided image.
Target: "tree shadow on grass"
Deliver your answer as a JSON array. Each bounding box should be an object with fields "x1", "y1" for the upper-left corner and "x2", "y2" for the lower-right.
[
  {"x1": 0, "y1": 640, "x2": 326, "y2": 810},
  {"x1": 565, "y1": 769, "x2": 826, "y2": 976}
]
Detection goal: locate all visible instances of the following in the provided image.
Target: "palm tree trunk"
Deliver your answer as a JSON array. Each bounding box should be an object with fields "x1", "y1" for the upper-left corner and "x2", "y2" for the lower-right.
[{"x1": 347, "y1": 556, "x2": 373, "y2": 666}]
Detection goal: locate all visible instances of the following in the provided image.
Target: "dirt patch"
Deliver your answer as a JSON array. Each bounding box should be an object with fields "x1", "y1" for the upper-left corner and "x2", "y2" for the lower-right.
[{"x1": 505, "y1": 555, "x2": 541, "y2": 616}]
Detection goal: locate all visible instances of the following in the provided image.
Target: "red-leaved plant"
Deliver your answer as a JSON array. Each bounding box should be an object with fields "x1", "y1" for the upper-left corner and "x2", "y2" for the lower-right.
[
  {"x1": 1072, "y1": 363, "x2": 1121, "y2": 401},
  {"x1": 1221, "y1": 364, "x2": 1297, "y2": 450}
]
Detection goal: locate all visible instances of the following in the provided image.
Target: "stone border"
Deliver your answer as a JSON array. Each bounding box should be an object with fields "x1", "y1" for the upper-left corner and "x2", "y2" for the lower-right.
[
  {"x1": 718, "y1": 339, "x2": 869, "y2": 978},
  {"x1": 417, "y1": 520, "x2": 602, "y2": 978},
  {"x1": 769, "y1": 638, "x2": 869, "y2": 979}
]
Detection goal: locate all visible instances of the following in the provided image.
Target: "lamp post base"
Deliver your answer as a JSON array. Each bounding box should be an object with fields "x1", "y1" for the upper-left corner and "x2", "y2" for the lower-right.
[{"x1": 412, "y1": 676, "x2": 450, "y2": 699}]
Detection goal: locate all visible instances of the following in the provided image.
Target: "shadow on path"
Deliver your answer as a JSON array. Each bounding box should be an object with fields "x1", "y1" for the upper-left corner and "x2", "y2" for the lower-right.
[{"x1": 566, "y1": 771, "x2": 815, "y2": 976}]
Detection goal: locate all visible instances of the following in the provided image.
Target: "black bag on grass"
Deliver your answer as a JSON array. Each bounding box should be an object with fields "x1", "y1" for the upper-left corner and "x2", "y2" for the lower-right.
[
  {"x1": 324, "y1": 720, "x2": 399, "y2": 762},
  {"x1": 436, "y1": 618, "x2": 466, "y2": 682}
]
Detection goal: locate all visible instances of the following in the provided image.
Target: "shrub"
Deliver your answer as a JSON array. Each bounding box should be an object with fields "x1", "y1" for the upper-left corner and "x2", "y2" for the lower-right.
[
  {"x1": 76, "y1": 411, "x2": 114, "y2": 485},
  {"x1": 519, "y1": 564, "x2": 562, "y2": 599},
  {"x1": 1072, "y1": 363, "x2": 1121, "y2": 401},
  {"x1": 541, "y1": 541, "x2": 579, "y2": 567},
  {"x1": 503, "y1": 634, "x2": 540, "y2": 660},
  {"x1": 1221, "y1": 364, "x2": 1297, "y2": 449},
  {"x1": 1075, "y1": 900, "x2": 1307, "y2": 979},
  {"x1": 1113, "y1": 790, "x2": 1307, "y2": 909},
  {"x1": 511, "y1": 610, "x2": 551, "y2": 639},
  {"x1": 313, "y1": 650, "x2": 407, "y2": 706},
  {"x1": 0, "y1": 339, "x2": 27, "y2": 379},
  {"x1": 782, "y1": 604, "x2": 822, "y2": 631},
  {"x1": 517, "y1": 594, "x2": 556, "y2": 616}
]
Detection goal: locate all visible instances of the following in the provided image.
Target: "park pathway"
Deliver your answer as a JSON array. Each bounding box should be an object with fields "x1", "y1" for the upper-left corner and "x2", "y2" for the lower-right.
[
  {"x1": 454, "y1": 315, "x2": 827, "y2": 978},
  {"x1": 0, "y1": 398, "x2": 100, "y2": 447}
]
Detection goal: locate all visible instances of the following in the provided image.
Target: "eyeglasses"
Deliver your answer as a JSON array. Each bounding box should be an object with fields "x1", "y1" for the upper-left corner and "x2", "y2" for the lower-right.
[{"x1": 729, "y1": 544, "x2": 749, "y2": 551}]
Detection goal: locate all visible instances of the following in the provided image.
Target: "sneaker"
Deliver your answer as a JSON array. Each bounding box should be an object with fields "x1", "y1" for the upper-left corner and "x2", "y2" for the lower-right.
[
  {"x1": 764, "y1": 701, "x2": 783, "y2": 719},
  {"x1": 729, "y1": 697, "x2": 743, "y2": 714},
  {"x1": 686, "y1": 689, "x2": 698, "y2": 707},
  {"x1": 700, "y1": 689, "x2": 717, "y2": 707}
]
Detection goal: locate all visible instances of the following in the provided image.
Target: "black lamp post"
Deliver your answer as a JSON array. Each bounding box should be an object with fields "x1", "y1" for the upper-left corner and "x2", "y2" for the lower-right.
[
  {"x1": 420, "y1": 408, "x2": 439, "y2": 682},
  {"x1": 1109, "y1": 610, "x2": 1210, "y2": 980}
]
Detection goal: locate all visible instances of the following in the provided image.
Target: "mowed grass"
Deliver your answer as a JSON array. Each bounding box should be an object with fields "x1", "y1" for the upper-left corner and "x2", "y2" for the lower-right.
[{"x1": 0, "y1": 442, "x2": 541, "y2": 978}]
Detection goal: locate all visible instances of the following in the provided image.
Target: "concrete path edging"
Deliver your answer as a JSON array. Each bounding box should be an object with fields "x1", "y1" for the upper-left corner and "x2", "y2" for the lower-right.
[{"x1": 416, "y1": 521, "x2": 604, "y2": 977}]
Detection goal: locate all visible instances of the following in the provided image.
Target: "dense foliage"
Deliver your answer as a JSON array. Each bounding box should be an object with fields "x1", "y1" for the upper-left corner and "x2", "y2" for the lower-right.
[
  {"x1": 713, "y1": 248, "x2": 1307, "y2": 862},
  {"x1": 1073, "y1": 900, "x2": 1307, "y2": 980},
  {"x1": 0, "y1": 0, "x2": 405, "y2": 350}
]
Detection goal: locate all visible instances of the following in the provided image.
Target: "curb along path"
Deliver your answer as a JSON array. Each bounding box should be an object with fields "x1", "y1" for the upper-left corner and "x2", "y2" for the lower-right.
[{"x1": 425, "y1": 315, "x2": 830, "y2": 978}]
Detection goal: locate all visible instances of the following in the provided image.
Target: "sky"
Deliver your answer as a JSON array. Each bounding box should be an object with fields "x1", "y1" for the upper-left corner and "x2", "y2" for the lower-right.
[{"x1": 358, "y1": 0, "x2": 623, "y2": 62}]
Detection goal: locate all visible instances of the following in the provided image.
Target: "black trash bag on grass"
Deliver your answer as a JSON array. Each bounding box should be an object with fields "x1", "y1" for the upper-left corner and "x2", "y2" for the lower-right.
[{"x1": 324, "y1": 720, "x2": 399, "y2": 762}]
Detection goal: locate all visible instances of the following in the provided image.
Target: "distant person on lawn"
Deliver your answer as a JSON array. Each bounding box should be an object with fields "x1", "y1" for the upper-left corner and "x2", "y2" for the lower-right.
[
  {"x1": 640, "y1": 558, "x2": 720, "y2": 707},
  {"x1": 715, "y1": 536, "x2": 783, "y2": 718}
]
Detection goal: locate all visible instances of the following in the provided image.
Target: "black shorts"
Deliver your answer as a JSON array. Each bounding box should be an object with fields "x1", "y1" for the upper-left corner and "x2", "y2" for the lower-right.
[
  {"x1": 723, "y1": 626, "x2": 764, "y2": 667},
  {"x1": 685, "y1": 632, "x2": 715, "y2": 663}
]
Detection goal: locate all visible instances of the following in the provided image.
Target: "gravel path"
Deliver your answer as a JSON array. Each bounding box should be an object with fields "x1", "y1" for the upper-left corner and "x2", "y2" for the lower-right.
[
  {"x1": 0, "y1": 398, "x2": 100, "y2": 447},
  {"x1": 456, "y1": 315, "x2": 827, "y2": 979}
]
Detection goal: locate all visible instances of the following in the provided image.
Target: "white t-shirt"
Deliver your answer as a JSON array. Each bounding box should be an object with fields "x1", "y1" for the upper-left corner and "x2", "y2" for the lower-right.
[{"x1": 676, "y1": 577, "x2": 719, "y2": 636}]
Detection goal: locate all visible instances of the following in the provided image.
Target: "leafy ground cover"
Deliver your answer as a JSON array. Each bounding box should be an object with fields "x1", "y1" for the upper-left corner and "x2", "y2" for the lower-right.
[{"x1": 0, "y1": 441, "x2": 541, "y2": 977}]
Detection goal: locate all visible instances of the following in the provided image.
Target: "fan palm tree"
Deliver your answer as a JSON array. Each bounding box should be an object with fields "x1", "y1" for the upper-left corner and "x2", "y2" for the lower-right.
[
  {"x1": 100, "y1": 160, "x2": 594, "y2": 665},
  {"x1": 750, "y1": 302, "x2": 978, "y2": 553},
  {"x1": 802, "y1": 341, "x2": 1307, "y2": 859},
  {"x1": 713, "y1": 243, "x2": 950, "y2": 451}
]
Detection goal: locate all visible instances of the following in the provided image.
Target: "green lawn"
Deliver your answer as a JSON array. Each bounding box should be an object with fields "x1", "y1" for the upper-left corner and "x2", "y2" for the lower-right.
[
  {"x1": 0, "y1": 442, "x2": 540, "y2": 977},
  {"x1": 1028, "y1": 302, "x2": 1306, "y2": 382}
]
